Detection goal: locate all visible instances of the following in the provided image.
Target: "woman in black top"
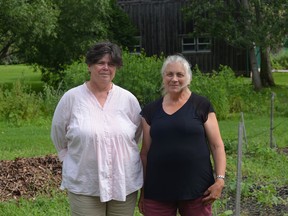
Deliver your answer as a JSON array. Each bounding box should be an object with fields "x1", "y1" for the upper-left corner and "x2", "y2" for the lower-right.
[{"x1": 138, "y1": 55, "x2": 226, "y2": 216}]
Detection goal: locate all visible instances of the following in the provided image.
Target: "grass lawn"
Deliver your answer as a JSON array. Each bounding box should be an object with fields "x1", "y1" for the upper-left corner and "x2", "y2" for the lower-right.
[
  {"x1": 0, "y1": 120, "x2": 56, "y2": 160},
  {"x1": 0, "y1": 64, "x2": 43, "y2": 92}
]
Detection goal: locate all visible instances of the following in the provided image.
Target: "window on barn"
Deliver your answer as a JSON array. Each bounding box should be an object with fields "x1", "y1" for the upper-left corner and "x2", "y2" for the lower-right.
[
  {"x1": 182, "y1": 36, "x2": 211, "y2": 53},
  {"x1": 129, "y1": 36, "x2": 142, "y2": 54}
]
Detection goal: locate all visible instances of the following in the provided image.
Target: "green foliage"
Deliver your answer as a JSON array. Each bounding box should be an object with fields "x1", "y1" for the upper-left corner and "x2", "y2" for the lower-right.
[
  {"x1": 0, "y1": 80, "x2": 62, "y2": 126},
  {"x1": 0, "y1": 81, "x2": 43, "y2": 125},
  {"x1": 61, "y1": 59, "x2": 90, "y2": 91},
  {"x1": 191, "y1": 66, "x2": 231, "y2": 119},
  {"x1": 107, "y1": 0, "x2": 138, "y2": 48},
  {"x1": 191, "y1": 65, "x2": 271, "y2": 119},
  {"x1": 32, "y1": 0, "x2": 111, "y2": 86},
  {"x1": 271, "y1": 49, "x2": 288, "y2": 70},
  {"x1": 184, "y1": 0, "x2": 288, "y2": 50},
  {"x1": 0, "y1": 0, "x2": 59, "y2": 63},
  {"x1": 62, "y1": 51, "x2": 164, "y2": 106},
  {"x1": 114, "y1": 51, "x2": 164, "y2": 106},
  {"x1": 58, "y1": 53, "x2": 287, "y2": 119},
  {"x1": 40, "y1": 84, "x2": 64, "y2": 118}
]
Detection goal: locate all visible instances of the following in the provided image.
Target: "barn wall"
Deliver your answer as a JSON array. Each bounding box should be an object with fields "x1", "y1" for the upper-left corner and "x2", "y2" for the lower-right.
[{"x1": 118, "y1": 0, "x2": 249, "y2": 74}]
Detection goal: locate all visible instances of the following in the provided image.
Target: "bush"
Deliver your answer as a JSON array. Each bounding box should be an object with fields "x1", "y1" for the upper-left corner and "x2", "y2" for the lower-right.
[
  {"x1": 191, "y1": 65, "x2": 273, "y2": 119},
  {"x1": 191, "y1": 66, "x2": 230, "y2": 119},
  {"x1": 61, "y1": 51, "x2": 164, "y2": 106},
  {"x1": 114, "y1": 51, "x2": 163, "y2": 106},
  {"x1": 0, "y1": 81, "x2": 43, "y2": 125},
  {"x1": 61, "y1": 53, "x2": 276, "y2": 119},
  {"x1": 271, "y1": 49, "x2": 288, "y2": 70},
  {"x1": 40, "y1": 84, "x2": 64, "y2": 118}
]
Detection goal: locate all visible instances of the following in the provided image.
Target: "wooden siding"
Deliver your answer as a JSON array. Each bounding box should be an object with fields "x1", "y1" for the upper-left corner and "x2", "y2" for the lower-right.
[{"x1": 118, "y1": 0, "x2": 249, "y2": 74}]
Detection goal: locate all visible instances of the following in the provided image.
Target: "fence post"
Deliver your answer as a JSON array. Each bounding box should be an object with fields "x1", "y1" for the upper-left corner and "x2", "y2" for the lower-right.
[
  {"x1": 241, "y1": 112, "x2": 248, "y2": 148},
  {"x1": 235, "y1": 122, "x2": 243, "y2": 216},
  {"x1": 270, "y1": 92, "x2": 275, "y2": 148}
]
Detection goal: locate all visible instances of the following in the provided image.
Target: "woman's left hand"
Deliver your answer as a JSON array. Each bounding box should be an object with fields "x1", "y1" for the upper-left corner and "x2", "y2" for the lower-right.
[{"x1": 202, "y1": 179, "x2": 225, "y2": 205}]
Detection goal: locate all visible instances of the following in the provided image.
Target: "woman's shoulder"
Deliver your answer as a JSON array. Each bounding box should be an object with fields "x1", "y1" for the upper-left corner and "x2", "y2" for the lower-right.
[
  {"x1": 190, "y1": 92, "x2": 214, "y2": 121},
  {"x1": 143, "y1": 97, "x2": 163, "y2": 110},
  {"x1": 60, "y1": 84, "x2": 86, "y2": 102},
  {"x1": 191, "y1": 92, "x2": 209, "y2": 101},
  {"x1": 190, "y1": 92, "x2": 212, "y2": 106},
  {"x1": 113, "y1": 84, "x2": 139, "y2": 102}
]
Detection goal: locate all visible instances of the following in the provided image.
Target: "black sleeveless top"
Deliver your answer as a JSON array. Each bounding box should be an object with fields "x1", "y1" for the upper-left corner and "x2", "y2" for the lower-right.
[{"x1": 141, "y1": 93, "x2": 215, "y2": 201}]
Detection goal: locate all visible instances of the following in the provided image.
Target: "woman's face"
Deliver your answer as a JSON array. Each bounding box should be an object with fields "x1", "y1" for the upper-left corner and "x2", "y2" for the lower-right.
[
  {"x1": 163, "y1": 62, "x2": 189, "y2": 94},
  {"x1": 88, "y1": 54, "x2": 117, "y2": 86}
]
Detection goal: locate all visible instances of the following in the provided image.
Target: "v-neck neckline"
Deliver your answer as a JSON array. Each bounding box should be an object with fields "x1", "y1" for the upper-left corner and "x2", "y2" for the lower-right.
[{"x1": 161, "y1": 94, "x2": 192, "y2": 116}]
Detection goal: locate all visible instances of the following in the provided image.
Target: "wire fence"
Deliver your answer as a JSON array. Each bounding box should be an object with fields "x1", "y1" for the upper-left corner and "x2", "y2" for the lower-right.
[{"x1": 215, "y1": 93, "x2": 288, "y2": 216}]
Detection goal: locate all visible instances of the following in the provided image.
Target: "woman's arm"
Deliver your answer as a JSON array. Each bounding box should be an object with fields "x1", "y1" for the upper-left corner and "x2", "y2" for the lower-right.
[
  {"x1": 138, "y1": 117, "x2": 152, "y2": 214},
  {"x1": 51, "y1": 96, "x2": 69, "y2": 162},
  {"x1": 202, "y1": 112, "x2": 226, "y2": 205}
]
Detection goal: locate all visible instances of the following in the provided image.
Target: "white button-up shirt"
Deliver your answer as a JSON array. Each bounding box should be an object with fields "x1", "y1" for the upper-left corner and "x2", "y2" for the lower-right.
[{"x1": 51, "y1": 83, "x2": 143, "y2": 202}]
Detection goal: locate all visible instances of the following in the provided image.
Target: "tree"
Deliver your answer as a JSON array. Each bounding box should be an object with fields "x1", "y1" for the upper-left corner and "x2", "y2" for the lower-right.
[
  {"x1": 1, "y1": 0, "x2": 138, "y2": 87},
  {"x1": 184, "y1": 0, "x2": 288, "y2": 90},
  {"x1": 0, "y1": 0, "x2": 59, "y2": 63},
  {"x1": 107, "y1": 0, "x2": 138, "y2": 49},
  {"x1": 27, "y1": 0, "x2": 112, "y2": 86}
]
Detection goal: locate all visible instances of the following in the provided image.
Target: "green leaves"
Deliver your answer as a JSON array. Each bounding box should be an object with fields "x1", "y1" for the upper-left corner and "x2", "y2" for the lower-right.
[
  {"x1": 185, "y1": 0, "x2": 288, "y2": 49},
  {"x1": 0, "y1": 0, "x2": 59, "y2": 61}
]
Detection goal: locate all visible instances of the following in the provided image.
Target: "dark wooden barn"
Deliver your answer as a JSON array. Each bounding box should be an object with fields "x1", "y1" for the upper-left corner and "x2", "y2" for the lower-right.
[{"x1": 117, "y1": 0, "x2": 249, "y2": 75}]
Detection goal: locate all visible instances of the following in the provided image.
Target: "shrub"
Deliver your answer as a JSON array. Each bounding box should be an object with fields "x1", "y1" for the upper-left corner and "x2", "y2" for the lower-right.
[
  {"x1": 62, "y1": 51, "x2": 164, "y2": 106},
  {"x1": 191, "y1": 66, "x2": 232, "y2": 119},
  {"x1": 0, "y1": 81, "x2": 43, "y2": 125},
  {"x1": 271, "y1": 48, "x2": 288, "y2": 70},
  {"x1": 114, "y1": 51, "x2": 163, "y2": 106},
  {"x1": 40, "y1": 84, "x2": 64, "y2": 118}
]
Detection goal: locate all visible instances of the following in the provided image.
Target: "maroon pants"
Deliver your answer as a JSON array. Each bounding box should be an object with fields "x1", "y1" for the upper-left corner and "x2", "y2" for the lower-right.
[{"x1": 143, "y1": 197, "x2": 212, "y2": 216}]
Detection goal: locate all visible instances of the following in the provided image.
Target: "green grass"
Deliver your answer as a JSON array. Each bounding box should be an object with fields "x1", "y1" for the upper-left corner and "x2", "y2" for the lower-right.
[
  {"x1": 0, "y1": 120, "x2": 56, "y2": 160},
  {"x1": 0, "y1": 191, "x2": 70, "y2": 216},
  {"x1": 273, "y1": 72, "x2": 288, "y2": 86},
  {"x1": 0, "y1": 64, "x2": 43, "y2": 92}
]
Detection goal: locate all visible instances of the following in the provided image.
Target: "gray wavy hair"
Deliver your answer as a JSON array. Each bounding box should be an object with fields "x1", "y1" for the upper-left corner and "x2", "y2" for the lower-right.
[{"x1": 160, "y1": 55, "x2": 192, "y2": 94}]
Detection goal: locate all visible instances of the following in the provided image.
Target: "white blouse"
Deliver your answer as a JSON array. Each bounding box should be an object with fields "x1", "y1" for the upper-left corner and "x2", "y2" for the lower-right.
[{"x1": 51, "y1": 83, "x2": 143, "y2": 202}]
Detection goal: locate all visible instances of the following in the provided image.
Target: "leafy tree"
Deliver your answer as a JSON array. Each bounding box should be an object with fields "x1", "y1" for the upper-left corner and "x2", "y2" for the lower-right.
[
  {"x1": 184, "y1": 0, "x2": 288, "y2": 90},
  {"x1": 28, "y1": 0, "x2": 112, "y2": 86},
  {"x1": 0, "y1": 0, "x2": 59, "y2": 63},
  {"x1": 107, "y1": 0, "x2": 138, "y2": 48},
  {"x1": 1, "y1": 0, "x2": 138, "y2": 87}
]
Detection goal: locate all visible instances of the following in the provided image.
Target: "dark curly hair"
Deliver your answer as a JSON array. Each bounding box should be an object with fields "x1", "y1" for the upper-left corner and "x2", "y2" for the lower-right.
[{"x1": 85, "y1": 41, "x2": 123, "y2": 68}]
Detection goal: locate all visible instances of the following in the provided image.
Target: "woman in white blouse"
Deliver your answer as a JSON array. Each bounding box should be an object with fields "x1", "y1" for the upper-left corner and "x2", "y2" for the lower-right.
[{"x1": 51, "y1": 41, "x2": 143, "y2": 216}]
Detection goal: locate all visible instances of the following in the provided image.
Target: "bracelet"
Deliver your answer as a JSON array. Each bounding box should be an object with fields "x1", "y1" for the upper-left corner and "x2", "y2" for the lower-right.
[{"x1": 216, "y1": 175, "x2": 225, "y2": 180}]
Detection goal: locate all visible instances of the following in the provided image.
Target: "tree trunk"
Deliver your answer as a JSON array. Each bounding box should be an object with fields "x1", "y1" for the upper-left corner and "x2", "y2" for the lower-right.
[
  {"x1": 249, "y1": 47, "x2": 262, "y2": 91},
  {"x1": 260, "y1": 47, "x2": 275, "y2": 87},
  {"x1": 242, "y1": 0, "x2": 262, "y2": 90}
]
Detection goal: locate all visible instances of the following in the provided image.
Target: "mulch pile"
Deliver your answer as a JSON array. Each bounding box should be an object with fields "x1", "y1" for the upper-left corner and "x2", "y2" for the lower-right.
[{"x1": 0, "y1": 154, "x2": 62, "y2": 202}]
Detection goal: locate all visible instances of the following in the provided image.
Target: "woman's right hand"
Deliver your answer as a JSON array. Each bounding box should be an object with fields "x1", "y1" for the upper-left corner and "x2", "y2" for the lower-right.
[{"x1": 138, "y1": 191, "x2": 144, "y2": 215}]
